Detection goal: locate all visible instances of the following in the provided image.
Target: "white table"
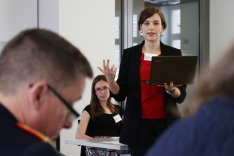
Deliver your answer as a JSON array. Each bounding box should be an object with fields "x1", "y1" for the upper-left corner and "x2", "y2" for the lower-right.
[{"x1": 65, "y1": 138, "x2": 129, "y2": 154}]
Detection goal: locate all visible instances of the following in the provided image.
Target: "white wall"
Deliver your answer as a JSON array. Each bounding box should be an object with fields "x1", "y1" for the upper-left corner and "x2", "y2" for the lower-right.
[
  {"x1": 0, "y1": 1, "x2": 115, "y2": 155},
  {"x1": 38, "y1": 0, "x2": 59, "y2": 33},
  {"x1": 58, "y1": 1, "x2": 115, "y2": 155},
  {"x1": 209, "y1": 0, "x2": 234, "y2": 65},
  {"x1": 0, "y1": 0, "x2": 37, "y2": 52}
]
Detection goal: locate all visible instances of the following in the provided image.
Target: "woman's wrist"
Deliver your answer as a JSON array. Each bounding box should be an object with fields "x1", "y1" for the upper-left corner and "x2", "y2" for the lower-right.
[
  {"x1": 107, "y1": 79, "x2": 115, "y2": 85},
  {"x1": 108, "y1": 80, "x2": 120, "y2": 95},
  {"x1": 165, "y1": 87, "x2": 176, "y2": 94},
  {"x1": 170, "y1": 87, "x2": 176, "y2": 94}
]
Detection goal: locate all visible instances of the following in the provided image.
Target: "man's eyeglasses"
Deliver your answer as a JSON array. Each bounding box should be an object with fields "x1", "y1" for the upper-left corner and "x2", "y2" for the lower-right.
[
  {"x1": 95, "y1": 86, "x2": 109, "y2": 93},
  {"x1": 29, "y1": 84, "x2": 80, "y2": 122}
]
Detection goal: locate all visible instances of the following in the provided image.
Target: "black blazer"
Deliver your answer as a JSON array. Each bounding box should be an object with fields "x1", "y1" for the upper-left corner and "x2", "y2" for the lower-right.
[{"x1": 111, "y1": 41, "x2": 187, "y2": 145}]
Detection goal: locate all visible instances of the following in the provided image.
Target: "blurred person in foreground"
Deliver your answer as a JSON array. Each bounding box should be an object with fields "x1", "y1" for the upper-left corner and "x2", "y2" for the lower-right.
[
  {"x1": 0, "y1": 28, "x2": 93, "y2": 156},
  {"x1": 146, "y1": 43, "x2": 234, "y2": 156}
]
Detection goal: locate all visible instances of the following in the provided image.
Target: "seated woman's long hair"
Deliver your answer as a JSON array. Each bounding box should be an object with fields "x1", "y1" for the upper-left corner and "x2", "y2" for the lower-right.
[{"x1": 90, "y1": 75, "x2": 119, "y2": 118}]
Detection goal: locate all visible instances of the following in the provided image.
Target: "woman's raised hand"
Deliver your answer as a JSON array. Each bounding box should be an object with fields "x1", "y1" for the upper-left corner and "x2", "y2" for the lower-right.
[{"x1": 97, "y1": 60, "x2": 117, "y2": 83}]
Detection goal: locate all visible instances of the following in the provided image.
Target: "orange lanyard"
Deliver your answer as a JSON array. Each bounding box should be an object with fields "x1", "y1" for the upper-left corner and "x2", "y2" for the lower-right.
[{"x1": 16, "y1": 122, "x2": 50, "y2": 143}]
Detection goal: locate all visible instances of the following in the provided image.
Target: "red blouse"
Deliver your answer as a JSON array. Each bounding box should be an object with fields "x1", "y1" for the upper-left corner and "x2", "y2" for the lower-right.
[{"x1": 140, "y1": 53, "x2": 166, "y2": 119}]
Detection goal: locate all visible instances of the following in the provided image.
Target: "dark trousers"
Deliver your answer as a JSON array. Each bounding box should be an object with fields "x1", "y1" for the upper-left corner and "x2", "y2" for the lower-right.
[{"x1": 128, "y1": 119, "x2": 167, "y2": 156}]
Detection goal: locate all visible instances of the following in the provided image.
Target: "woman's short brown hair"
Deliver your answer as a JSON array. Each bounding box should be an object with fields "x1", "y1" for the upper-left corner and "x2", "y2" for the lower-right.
[{"x1": 138, "y1": 7, "x2": 167, "y2": 31}]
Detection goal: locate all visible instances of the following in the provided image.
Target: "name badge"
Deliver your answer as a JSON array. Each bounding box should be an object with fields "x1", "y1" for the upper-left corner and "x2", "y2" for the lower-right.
[
  {"x1": 144, "y1": 53, "x2": 158, "y2": 61},
  {"x1": 113, "y1": 114, "x2": 122, "y2": 123}
]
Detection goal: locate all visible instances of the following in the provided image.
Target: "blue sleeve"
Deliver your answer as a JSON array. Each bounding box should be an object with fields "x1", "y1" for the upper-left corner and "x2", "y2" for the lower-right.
[{"x1": 146, "y1": 116, "x2": 200, "y2": 156}]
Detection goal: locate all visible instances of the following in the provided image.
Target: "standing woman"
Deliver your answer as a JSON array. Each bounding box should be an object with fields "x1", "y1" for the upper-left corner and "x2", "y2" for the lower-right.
[{"x1": 98, "y1": 7, "x2": 187, "y2": 156}]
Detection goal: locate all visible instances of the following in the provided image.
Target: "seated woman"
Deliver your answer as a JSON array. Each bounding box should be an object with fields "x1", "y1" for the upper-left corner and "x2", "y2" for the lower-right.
[{"x1": 76, "y1": 75, "x2": 124, "y2": 155}]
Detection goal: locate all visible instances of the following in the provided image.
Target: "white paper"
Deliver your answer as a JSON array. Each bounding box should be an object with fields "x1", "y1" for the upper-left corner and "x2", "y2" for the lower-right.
[
  {"x1": 144, "y1": 53, "x2": 158, "y2": 61},
  {"x1": 102, "y1": 140, "x2": 125, "y2": 145},
  {"x1": 113, "y1": 114, "x2": 122, "y2": 123},
  {"x1": 110, "y1": 137, "x2": 120, "y2": 139}
]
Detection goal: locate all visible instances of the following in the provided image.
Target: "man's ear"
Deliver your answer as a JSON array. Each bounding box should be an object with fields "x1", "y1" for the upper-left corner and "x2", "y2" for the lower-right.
[{"x1": 28, "y1": 82, "x2": 48, "y2": 111}]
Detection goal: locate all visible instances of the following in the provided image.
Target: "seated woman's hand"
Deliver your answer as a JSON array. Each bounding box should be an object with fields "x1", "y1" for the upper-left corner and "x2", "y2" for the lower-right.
[{"x1": 97, "y1": 60, "x2": 117, "y2": 83}]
